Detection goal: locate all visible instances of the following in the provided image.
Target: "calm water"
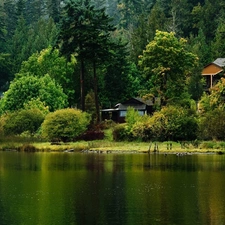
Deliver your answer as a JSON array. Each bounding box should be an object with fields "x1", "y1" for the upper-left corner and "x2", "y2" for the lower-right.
[{"x1": 0, "y1": 152, "x2": 225, "y2": 225}]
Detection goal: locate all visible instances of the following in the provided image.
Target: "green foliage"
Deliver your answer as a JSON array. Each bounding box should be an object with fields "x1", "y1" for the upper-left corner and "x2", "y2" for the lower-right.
[
  {"x1": 112, "y1": 123, "x2": 129, "y2": 141},
  {"x1": 85, "y1": 90, "x2": 97, "y2": 123},
  {"x1": 131, "y1": 105, "x2": 198, "y2": 142},
  {"x1": 9, "y1": 17, "x2": 58, "y2": 73},
  {"x1": 199, "y1": 78, "x2": 225, "y2": 112},
  {"x1": 56, "y1": 0, "x2": 118, "y2": 111},
  {"x1": 23, "y1": 98, "x2": 50, "y2": 116},
  {"x1": 41, "y1": 108, "x2": 91, "y2": 142},
  {"x1": 2, "y1": 108, "x2": 45, "y2": 136},
  {"x1": 139, "y1": 30, "x2": 198, "y2": 105},
  {"x1": 125, "y1": 107, "x2": 142, "y2": 133},
  {"x1": 154, "y1": 105, "x2": 198, "y2": 141},
  {"x1": 2, "y1": 74, "x2": 68, "y2": 112},
  {"x1": 198, "y1": 108, "x2": 225, "y2": 141},
  {"x1": 132, "y1": 115, "x2": 153, "y2": 141},
  {"x1": 17, "y1": 47, "x2": 76, "y2": 105}
]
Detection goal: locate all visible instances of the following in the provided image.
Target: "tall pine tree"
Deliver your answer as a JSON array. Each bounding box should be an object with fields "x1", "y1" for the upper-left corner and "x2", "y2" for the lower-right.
[{"x1": 56, "y1": 0, "x2": 117, "y2": 122}]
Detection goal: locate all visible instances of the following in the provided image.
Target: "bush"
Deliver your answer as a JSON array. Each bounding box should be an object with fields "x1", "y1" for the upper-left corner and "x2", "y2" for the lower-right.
[
  {"x1": 151, "y1": 105, "x2": 198, "y2": 141},
  {"x1": 3, "y1": 108, "x2": 45, "y2": 136},
  {"x1": 77, "y1": 130, "x2": 105, "y2": 141},
  {"x1": 132, "y1": 116, "x2": 153, "y2": 141},
  {"x1": 113, "y1": 124, "x2": 129, "y2": 141},
  {"x1": 41, "y1": 108, "x2": 91, "y2": 142},
  {"x1": 131, "y1": 105, "x2": 198, "y2": 142},
  {"x1": 198, "y1": 109, "x2": 225, "y2": 140}
]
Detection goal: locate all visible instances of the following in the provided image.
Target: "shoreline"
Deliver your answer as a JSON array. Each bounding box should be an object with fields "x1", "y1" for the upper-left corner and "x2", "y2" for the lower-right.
[{"x1": 0, "y1": 140, "x2": 225, "y2": 155}]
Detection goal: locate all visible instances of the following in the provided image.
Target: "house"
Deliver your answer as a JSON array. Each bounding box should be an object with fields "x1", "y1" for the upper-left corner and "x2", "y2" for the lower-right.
[
  {"x1": 202, "y1": 58, "x2": 225, "y2": 91},
  {"x1": 101, "y1": 97, "x2": 157, "y2": 123}
]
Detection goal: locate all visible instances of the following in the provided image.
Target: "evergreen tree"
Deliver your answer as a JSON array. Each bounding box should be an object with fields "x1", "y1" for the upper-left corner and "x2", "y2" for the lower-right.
[
  {"x1": 56, "y1": 0, "x2": 117, "y2": 123},
  {"x1": 47, "y1": 0, "x2": 61, "y2": 23}
]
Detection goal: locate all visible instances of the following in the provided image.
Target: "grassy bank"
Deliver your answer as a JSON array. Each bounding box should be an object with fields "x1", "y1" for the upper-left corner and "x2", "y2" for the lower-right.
[{"x1": 0, "y1": 136, "x2": 225, "y2": 154}]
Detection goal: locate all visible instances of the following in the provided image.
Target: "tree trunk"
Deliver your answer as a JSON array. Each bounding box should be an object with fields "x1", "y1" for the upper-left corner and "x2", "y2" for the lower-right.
[
  {"x1": 93, "y1": 61, "x2": 100, "y2": 123},
  {"x1": 80, "y1": 59, "x2": 85, "y2": 111}
]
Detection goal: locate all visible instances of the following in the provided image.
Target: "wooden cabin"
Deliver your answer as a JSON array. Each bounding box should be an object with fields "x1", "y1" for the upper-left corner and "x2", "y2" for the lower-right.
[
  {"x1": 101, "y1": 97, "x2": 157, "y2": 123},
  {"x1": 202, "y1": 58, "x2": 225, "y2": 91}
]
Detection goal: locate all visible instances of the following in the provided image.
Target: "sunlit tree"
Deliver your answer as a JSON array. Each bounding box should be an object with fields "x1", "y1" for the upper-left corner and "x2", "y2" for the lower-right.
[{"x1": 139, "y1": 30, "x2": 198, "y2": 106}]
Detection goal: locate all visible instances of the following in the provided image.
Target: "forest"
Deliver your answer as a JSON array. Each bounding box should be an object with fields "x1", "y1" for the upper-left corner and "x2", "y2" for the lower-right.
[{"x1": 0, "y1": 0, "x2": 225, "y2": 142}]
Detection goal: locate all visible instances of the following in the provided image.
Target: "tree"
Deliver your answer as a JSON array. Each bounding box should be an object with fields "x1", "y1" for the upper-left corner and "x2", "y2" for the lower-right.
[
  {"x1": 117, "y1": 0, "x2": 153, "y2": 28},
  {"x1": 47, "y1": 0, "x2": 61, "y2": 23},
  {"x1": 0, "y1": 53, "x2": 12, "y2": 92},
  {"x1": 56, "y1": 0, "x2": 117, "y2": 123},
  {"x1": 17, "y1": 47, "x2": 76, "y2": 105},
  {"x1": 138, "y1": 30, "x2": 198, "y2": 106},
  {"x1": 1, "y1": 74, "x2": 68, "y2": 112},
  {"x1": 212, "y1": 19, "x2": 225, "y2": 58},
  {"x1": 41, "y1": 108, "x2": 91, "y2": 142},
  {"x1": 101, "y1": 50, "x2": 142, "y2": 107},
  {"x1": 9, "y1": 17, "x2": 58, "y2": 73},
  {"x1": 199, "y1": 78, "x2": 225, "y2": 112}
]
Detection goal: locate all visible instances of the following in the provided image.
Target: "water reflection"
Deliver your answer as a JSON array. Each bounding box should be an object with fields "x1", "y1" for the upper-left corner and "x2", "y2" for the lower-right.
[{"x1": 0, "y1": 152, "x2": 225, "y2": 225}]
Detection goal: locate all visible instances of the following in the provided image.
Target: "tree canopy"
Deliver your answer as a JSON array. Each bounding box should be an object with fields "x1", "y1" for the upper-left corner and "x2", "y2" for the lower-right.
[
  {"x1": 2, "y1": 74, "x2": 68, "y2": 112},
  {"x1": 139, "y1": 30, "x2": 198, "y2": 105}
]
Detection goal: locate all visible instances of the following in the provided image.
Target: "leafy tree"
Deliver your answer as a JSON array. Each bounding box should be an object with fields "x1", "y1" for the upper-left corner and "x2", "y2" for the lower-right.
[
  {"x1": 41, "y1": 108, "x2": 91, "y2": 142},
  {"x1": 17, "y1": 47, "x2": 76, "y2": 105},
  {"x1": 3, "y1": 108, "x2": 45, "y2": 136},
  {"x1": 199, "y1": 78, "x2": 225, "y2": 112},
  {"x1": 139, "y1": 30, "x2": 198, "y2": 106},
  {"x1": 2, "y1": 74, "x2": 68, "y2": 112}
]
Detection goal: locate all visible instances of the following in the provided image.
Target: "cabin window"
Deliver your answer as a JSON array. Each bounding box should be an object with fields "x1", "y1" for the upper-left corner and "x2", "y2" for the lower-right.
[
  {"x1": 138, "y1": 111, "x2": 145, "y2": 116},
  {"x1": 120, "y1": 111, "x2": 127, "y2": 117}
]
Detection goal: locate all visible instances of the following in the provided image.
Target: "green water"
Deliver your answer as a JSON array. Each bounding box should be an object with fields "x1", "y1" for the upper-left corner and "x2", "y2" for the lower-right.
[{"x1": 0, "y1": 152, "x2": 225, "y2": 225}]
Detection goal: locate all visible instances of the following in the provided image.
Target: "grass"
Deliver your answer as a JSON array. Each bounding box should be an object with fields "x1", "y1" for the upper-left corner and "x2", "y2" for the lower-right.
[{"x1": 0, "y1": 135, "x2": 225, "y2": 154}]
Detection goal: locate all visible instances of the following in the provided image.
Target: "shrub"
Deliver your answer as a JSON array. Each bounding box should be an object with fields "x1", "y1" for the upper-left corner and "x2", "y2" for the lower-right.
[
  {"x1": 132, "y1": 105, "x2": 198, "y2": 142},
  {"x1": 3, "y1": 108, "x2": 45, "y2": 136},
  {"x1": 151, "y1": 105, "x2": 198, "y2": 141},
  {"x1": 198, "y1": 109, "x2": 225, "y2": 140},
  {"x1": 77, "y1": 130, "x2": 105, "y2": 141},
  {"x1": 41, "y1": 108, "x2": 91, "y2": 142},
  {"x1": 113, "y1": 124, "x2": 129, "y2": 141},
  {"x1": 132, "y1": 116, "x2": 153, "y2": 141}
]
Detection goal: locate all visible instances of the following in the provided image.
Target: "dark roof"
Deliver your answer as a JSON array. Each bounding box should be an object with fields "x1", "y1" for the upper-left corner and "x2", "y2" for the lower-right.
[{"x1": 101, "y1": 97, "x2": 153, "y2": 112}]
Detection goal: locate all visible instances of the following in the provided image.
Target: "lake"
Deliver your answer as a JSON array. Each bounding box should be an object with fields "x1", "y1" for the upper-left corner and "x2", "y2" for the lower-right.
[{"x1": 0, "y1": 151, "x2": 225, "y2": 225}]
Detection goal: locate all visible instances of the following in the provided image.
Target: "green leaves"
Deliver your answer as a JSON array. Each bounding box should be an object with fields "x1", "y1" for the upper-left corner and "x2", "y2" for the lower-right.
[
  {"x1": 139, "y1": 30, "x2": 198, "y2": 105},
  {"x1": 41, "y1": 108, "x2": 91, "y2": 142},
  {"x1": 2, "y1": 74, "x2": 68, "y2": 112},
  {"x1": 17, "y1": 47, "x2": 76, "y2": 105}
]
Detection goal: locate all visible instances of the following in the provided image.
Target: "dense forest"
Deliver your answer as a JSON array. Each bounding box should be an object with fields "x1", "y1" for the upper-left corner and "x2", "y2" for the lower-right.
[{"x1": 0, "y1": 0, "x2": 224, "y2": 141}]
